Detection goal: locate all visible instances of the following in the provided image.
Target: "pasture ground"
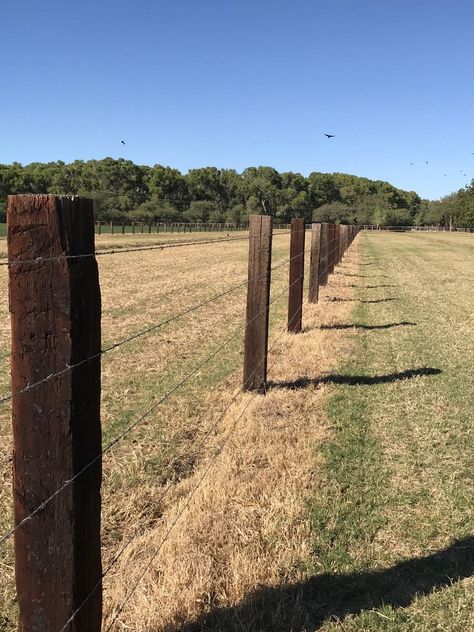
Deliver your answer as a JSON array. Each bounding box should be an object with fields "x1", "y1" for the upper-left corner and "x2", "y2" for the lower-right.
[
  {"x1": 0, "y1": 231, "x2": 473, "y2": 631},
  {"x1": 0, "y1": 228, "x2": 260, "y2": 259}
]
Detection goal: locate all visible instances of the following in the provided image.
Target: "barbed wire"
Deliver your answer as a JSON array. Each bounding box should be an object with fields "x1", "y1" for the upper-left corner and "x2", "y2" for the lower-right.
[
  {"x1": 0, "y1": 253, "x2": 310, "y2": 546},
  {"x1": 57, "y1": 282, "x2": 309, "y2": 632},
  {"x1": 2, "y1": 232, "x2": 359, "y2": 629},
  {"x1": 0, "y1": 242, "x2": 307, "y2": 407},
  {"x1": 0, "y1": 227, "x2": 304, "y2": 267}
]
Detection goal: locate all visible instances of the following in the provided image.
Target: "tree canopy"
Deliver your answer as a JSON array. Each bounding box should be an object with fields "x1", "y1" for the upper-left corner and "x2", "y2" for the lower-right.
[
  {"x1": 0, "y1": 158, "x2": 454, "y2": 226},
  {"x1": 416, "y1": 182, "x2": 474, "y2": 227}
]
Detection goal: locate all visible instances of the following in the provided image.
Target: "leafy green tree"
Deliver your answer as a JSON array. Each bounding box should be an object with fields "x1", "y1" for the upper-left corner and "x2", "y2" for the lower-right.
[
  {"x1": 0, "y1": 157, "x2": 441, "y2": 228},
  {"x1": 313, "y1": 202, "x2": 352, "y2": 223},
  {"x1": 147, "y1": 165, "x2": 188, "y2": 207},
  {"x1": 226, "y1": 203, "x2": 246, "y2": 225},
  {"x1": 183, "y1": 200, "x2": 220, "y2": 222}
]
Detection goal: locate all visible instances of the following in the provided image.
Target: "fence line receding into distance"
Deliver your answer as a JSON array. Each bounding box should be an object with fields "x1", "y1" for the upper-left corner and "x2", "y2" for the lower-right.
[{"x1": 2, "y1": 194, "x2": 359, "y2": 632}]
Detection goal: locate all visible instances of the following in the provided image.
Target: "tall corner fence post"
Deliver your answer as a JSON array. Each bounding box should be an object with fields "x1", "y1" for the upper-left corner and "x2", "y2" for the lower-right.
[
  {"x1": 8, "y1": 195, "x2": 102, "y2": 632},
  {"x1": 243, "y1": 214, "x2": 273, "y2": 392},
  {"x1": 308, "y1": 222, "x2": 322, "y2": 303},
  {"x1": 287, "y1": 217, "x2": 305, "y2": 332}
]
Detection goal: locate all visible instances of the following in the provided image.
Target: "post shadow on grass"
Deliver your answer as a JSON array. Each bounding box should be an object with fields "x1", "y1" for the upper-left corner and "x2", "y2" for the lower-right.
[
  {"x1": 343, "y1": 284, "x2": 398, "y2": 289},
  {"x1": 325, "y1": 297, "x2": 398, "y2": 304},
  {"x1": 267, "y1": 367, "x2": 441, "y2": 390},
  {"x1": 178, "y1": 535, "x2": 474, "y2": 632},
  {"x1": 319, "y1": 321, "x2": 416, "y2": 331},
  {"x1": 336, "y1": 273, "x2": 389, "y2": 278}
]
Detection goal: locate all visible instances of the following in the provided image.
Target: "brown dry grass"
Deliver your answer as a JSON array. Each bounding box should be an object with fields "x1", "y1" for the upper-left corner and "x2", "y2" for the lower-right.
[
  {"x1": 0, "y1": 228, "x2": 290, "y2": 259},
  {"x1": 101, "y1": 251, "x2": 358, "y2": 630},
  {"x1": 0, "y1": 229, "x2": 359, "y2": 631}
]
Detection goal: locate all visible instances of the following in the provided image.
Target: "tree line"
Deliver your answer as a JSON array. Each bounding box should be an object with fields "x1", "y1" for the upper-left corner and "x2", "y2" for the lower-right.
[
  {"x1": 0, "y1": 158, "x2": 471, "y2": 226},
  {"x1": 416, "y1": 182, "x2": 474, "y2": 227}
]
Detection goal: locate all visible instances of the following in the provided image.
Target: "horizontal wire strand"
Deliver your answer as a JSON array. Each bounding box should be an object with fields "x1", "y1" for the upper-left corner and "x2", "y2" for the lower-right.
[
  {"x1": 0, "y1": 244, "x2": 306, "y2": 406},
  {"x1": 0, "y1": 227, "x2": 305, "y2": 267},
  {"x1": 58, "y1": 285, "x2": 307, "y2": 632},
  {"x1": 0, "y1": 252, "x2": 310, "y2": 546}
]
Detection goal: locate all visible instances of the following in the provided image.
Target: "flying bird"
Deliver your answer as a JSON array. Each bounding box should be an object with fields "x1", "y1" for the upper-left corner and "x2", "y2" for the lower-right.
[
  {"x1": 121, "y1": 140, "x2": 126, "y2": 145},
  {"x1": 425, "y1": 161, "x2": 429, "y2": 164},
  {"x1": 324, "y1": 133, "x2": 335, "y2": 139},
  {"x1": 410, "y1": 162, "x2": 414, "y2": 165}
]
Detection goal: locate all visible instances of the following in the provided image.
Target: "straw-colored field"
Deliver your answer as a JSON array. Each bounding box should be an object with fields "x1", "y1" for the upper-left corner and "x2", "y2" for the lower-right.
[
  {"x1": 1, "y1": 230, "x2": 473, "y2": 632},
  {"x1": 0, "y1": 228, "x2": 289, "y2": 260},
  {"x1": 0, "y1": 229, "x2": 315, "y2": 629}
]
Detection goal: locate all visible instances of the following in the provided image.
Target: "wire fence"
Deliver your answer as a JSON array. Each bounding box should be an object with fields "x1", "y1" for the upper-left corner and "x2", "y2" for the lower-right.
[
  {"x1": 0, "y1": 227, "x2": 295, "y2": 266},
  {"x1": 0, "y1": 197, "x2": 359, "y2": 631}
]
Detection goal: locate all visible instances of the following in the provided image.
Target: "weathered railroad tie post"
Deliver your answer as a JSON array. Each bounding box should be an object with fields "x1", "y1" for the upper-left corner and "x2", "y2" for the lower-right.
[
  {"x1": 308, "y1": 222, "x2": 322, "y2": 303},
  {"x1": 319, "y1": 222, "x2": 330, "y2": 286},
  {"x1": 8, "y1": 195, "x2": 102, "y2": 632},
  {"x1": 328, "y1": 223, "x2": 336, "y2": 275},
  {"x1": 243, "y1": 214, "x2": 273, "y2": 392},
  {"x1": 287, "y1": 218, "x2": 305, "y2": 332}
]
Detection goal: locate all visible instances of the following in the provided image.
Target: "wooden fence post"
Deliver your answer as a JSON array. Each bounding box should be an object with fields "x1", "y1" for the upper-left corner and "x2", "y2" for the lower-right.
[
  {"x1": 121, "y1": 222, "x2": 125, "y2": 234},
  {"x1": 8, "y1": 195, "x2": 102, "y2": 632},
  {"x1": 327, "y1": 223, "x2": 335, "y2": 275},
  {"x1": 308, "y1": 223, "x2": 322, "y2": 303},
  {"x1": 287, "y1": 218, "x2": 305, "y2": 332},
  {"x1": 319, "y1": 223, "x2": 330, "y2": 286},
  {"x1": 243, "y1": 215, "x2": 273, "y2": 392},
  {"x1": 334, "y1": 224, "x2": 341, "y2": 266}
]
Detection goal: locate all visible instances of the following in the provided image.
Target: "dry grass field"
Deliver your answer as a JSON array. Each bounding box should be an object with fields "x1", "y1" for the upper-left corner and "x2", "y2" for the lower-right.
[{"x1": 0, "y1": 230, "x2": 473, "y2": 631}]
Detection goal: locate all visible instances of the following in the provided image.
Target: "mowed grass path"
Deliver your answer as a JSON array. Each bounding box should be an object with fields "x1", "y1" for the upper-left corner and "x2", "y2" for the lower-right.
[
  {"x1": 184, "y1": 231, "x2": 474, "y2": 632},
  {"x1": 311, "y1": 231, "x2": 474, "y2": 631}
]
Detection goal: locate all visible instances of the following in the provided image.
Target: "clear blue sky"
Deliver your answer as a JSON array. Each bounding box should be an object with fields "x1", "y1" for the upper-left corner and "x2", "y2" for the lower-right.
[{"x1": 2, "y1": 0, "x2": 473, "y2": 200}]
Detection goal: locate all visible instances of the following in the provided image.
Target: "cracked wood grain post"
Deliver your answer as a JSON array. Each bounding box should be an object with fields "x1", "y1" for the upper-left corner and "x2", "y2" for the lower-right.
[
  {"x1": 340, "y1": 225, "x2": 346, "y2": 259},
  {"x1": 308, "y1": 222, "x2": 321, "y2": 304},
  {"x1": 319, "y1": 222, "x2": 330, "y2": 286},
  {"x1": 8, "y1": 195, "x2": 102, "y2": 632},
  {"x1": 334, "y1": 223, "x2": 341, "y2": 266},
  {"x1": 327, "y1": 223, "x2": 336, "y2": 275},
  {"x1": 243, "y1": 215, "x2": 272, "y2": 392},
  {"x1": 287, "y1": 218, "x2": 305, "y2": 332}
]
